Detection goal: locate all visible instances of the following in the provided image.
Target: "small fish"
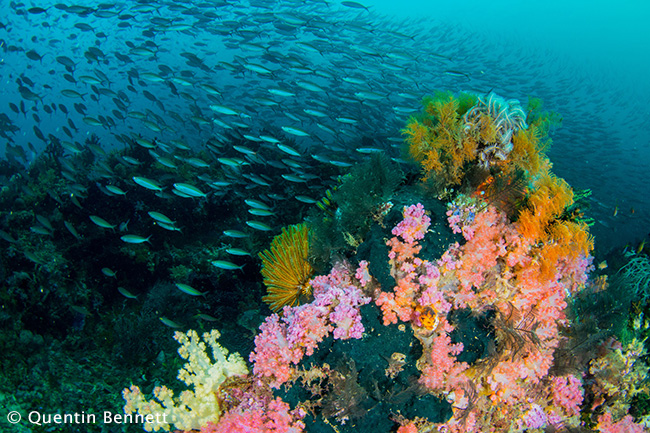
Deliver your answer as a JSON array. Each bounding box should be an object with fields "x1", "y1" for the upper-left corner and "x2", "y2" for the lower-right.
[
  {"x1": 0, "y1": 229, "x2": 18, "y2": 243},
  {"x1": 119, "y1": 220, "x2": 130, "y2": 232},
  {"x1": 121, "y1": 156, "x2": 141, "y2": 166},
  {"x1": 133, "y1": 176, "x2": 163, "y2": 192},
  {"x1": 248, "y1": 209, "x2": 274, "y2": 217},
  {"x1": 246, "y1": 221, "x2": 272, "y2": 231},
  {"x1": 245, "y1": 199, "x2": 271, "y2": 210},
  {"x1": 356, "y1": 147, "x2": 384, "y2": 154},
  {"x1": 223, "y1": 230, "x2": 248, "y2": 238},
  {"x1": 173, "y1": 183, "x2": 207, "y2": 198},
  {"x1": 89, "y1": 215, "x2": 116, "y2": 230},
  {"x1": 341, "y1": 1, "x2": 369, "y2": 10},
  {"x1": 159, "y1": 317, "x2": 183, "y2": 328},
  {"x1": 148, "y1": 211, "x2": 174, "y2": 225},
  {"x1": 276, "y1": 143, "x2": 300, "y2": 157},
  {"x1": 186, "y1": 157, "x2": 210, "y2": 169},
  {"x1": 212, "y1": 260, "x2": 244, "y2": 271},
  {"x1": 120, "y1": 234, "x2": 152, "y2": 244},
  {"x1": 281, "y1": 174, "x2": 306, "y2": 183},
  {"x1": 70, "y1": 305, "x2": 91, "y2": 316},
  {"x1": 156, "y1": 221, "x2": 182, "y2": 232},
  {"x1": 281, "y1": 126, "x2": 310, "y2": 137},
  {"x1": 106, "y1": 185, "x2": 127, "y2": 196},
  {"x1": 175, "y1": 283, "x2": 205, "y2": 296},
  {"x1": 303, "y1": 108, "x2": 327, "y2": 118},
  {"x1": 613, "y1": 206, "x2": 618, "y2": 217},
  {"x1": 64, "y1": 221, "x2": 82, "y2": 240},
  {"x1": 61, "y1": 89, "x2": 86, "y2": 99},
  {"x1": 335, "y1": 116, "x2": 358, "y2": 124},
  {"x1": 226, "y1": 248, "x2": 252, "y2": 256},
  {"x1": 118, "y1": 286, "x2": 138, "y2": 300},
  {"x1": 200, "y1": 83, "x2": 221, "y2": 95},
  {"x1": 141, "y1": 72, "x2": 165, "y2": 82},
  {"x1": 259, "y1": 135, "x2": 280, "y2": 144},
  {"x1": 444, "y1": 70, "x2": 471, "y2": 80},
  {"x1": 296, "y1": 80, "x2": 325, "y2": 92},
  {"x1": 244, "y1": 63, "x2": 273, "y2": 75},
  {"x1": 209, "y1": 104, "x2": 239, "y2": 115},
  {"x1": 28, "y1": 6, "x2": 49, "y2": 14},
  {"x1": 597, "y1": 261, "x2": 608, "y2": 270},
  {"x1": 30, "y1": 226, "x2": 52, "y2": 236},
  {"x1": 268, "y1": 88, "x2": 295, "y2": 97},
  {"x1": 638, "y1": 239, "x2": 646, "y2": 254},
  {"x1": 295, "y1": 195, "x2": 317, "y2": 204},
  {"x1": 35, "y1": 214, "x2": 53, "y2": 231},
  {"x1": 354, "y1": 91, "x2": 383, "y2": 101},
  {"x1": 24, "y1": 251, "x2": 46, "y2": 265},
  {"x1": 233, "y1": 145, "x2": 256, "y2": 155},
  {"x1": 102, "y1": 267, "x2": 117, "y2": 278},
  {"x1": 218, "y1": 157, "x2": 246, "y2": 167},
  {"x1": 135, "y1": 137, "x2": 156, "y2": 148}
]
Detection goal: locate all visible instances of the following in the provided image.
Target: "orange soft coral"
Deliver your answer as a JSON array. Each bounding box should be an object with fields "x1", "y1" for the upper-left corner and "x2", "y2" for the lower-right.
[{"x1": 517, "y1": 170, "x2": 574, "y2": 243}]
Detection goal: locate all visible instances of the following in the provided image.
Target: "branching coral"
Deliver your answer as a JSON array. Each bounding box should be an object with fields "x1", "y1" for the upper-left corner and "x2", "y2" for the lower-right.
[{"x1": 259, "y1": 222, "x2": 313, "y2": 312}]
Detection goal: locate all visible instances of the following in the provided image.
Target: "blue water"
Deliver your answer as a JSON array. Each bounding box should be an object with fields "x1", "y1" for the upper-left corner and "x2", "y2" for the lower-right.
[{"x1": 1, "y1": 0, "x2": 648, "y2": 250}]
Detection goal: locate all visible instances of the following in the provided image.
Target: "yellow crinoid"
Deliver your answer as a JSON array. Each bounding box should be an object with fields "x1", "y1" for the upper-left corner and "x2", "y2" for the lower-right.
[{"x1": 259, "y1": 222, "x2": 313, "y2": 312}]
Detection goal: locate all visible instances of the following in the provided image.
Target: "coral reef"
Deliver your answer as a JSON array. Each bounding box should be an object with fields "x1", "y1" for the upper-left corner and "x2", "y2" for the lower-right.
[{"x1": 116, "y1": 91, "x2": 650, "y2": 433}]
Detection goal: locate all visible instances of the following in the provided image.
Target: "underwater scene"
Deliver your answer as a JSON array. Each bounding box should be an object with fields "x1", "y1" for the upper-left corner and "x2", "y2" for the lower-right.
[{"x1": 1, "y1": 0, "x2": 650, "y2": 432}]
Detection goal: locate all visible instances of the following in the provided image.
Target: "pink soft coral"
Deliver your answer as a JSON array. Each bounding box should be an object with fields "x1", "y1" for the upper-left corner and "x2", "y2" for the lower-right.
[
  {"x1": 251, "y1": 262, "x2": 370, "y2": 387},
  {"x1": 311, "y1": 262, "x2": 371, "y2": 339},
  {"x1": 250, "y1": 314, "x2": 303, "y2": 388},
  {"x1": 203, "y1": 397, "x2": 305, "y2": 433},
  {"x1": 396, "y1": 422, "x2": 418, "y2": 433},
  {"x1": 392, "y1": 203, "x2": 430, "y2": 243},
  {"x1": 419, "y1": 332, "x2": 468, "y2": 392},
  {"x1": 597, "y1": 411, "x2": 646, "y2": 433},
  {"x1": 550, "y1": 374, "x2": 584, "y2": 417}
]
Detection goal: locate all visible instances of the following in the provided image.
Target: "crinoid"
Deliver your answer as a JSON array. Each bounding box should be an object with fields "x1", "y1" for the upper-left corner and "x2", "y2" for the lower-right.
[
  {"x1": 463, "y1": 93, "x2": 528, "y2": 169},
  {"x1": 259, "y1": 222, "x2": 313, "y2": 312}
]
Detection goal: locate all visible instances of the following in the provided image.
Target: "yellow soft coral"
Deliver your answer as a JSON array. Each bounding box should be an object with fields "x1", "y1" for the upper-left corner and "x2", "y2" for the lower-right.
[
  {"x1": 404, "y1": 94, "x2": 471, "y2": 186},
  {"x1": 123, "y1": 330, "x2": 248, "y2": 432}
]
